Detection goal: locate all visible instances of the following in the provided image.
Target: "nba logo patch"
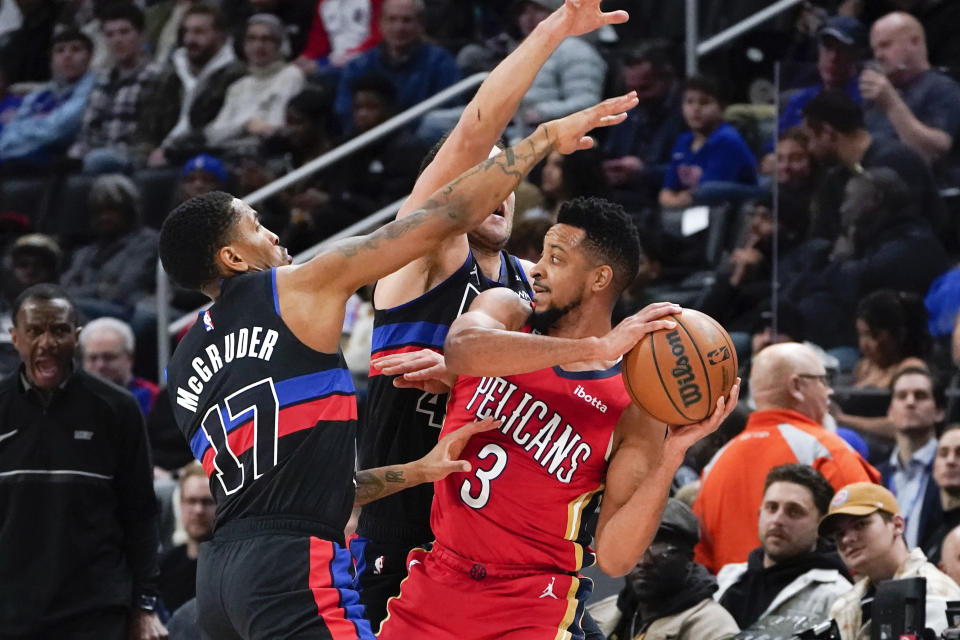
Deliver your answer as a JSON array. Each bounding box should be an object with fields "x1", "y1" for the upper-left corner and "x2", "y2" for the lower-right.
[
  {"x1": 373, "y1": 555, "x2": 385, "y2": 575},
  {"x1": 202, "y1": 310, "x2": 214, "y2": 332}
]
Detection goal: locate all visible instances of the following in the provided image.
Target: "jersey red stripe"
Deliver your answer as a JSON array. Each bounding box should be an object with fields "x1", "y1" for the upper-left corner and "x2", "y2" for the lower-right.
[
  {"x1": 201, "y1": 394, "x2": 358, "y2": 476},
  {"x1": 308, "y1": 538, "x2": 358, "y2": 639}
]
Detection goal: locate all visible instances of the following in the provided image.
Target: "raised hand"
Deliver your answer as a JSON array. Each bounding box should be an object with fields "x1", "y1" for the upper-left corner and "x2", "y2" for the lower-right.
[
  {"x1": 543, "y1": 91, "x2": 639, "y2": 155},
  {"x1": 555, "y1": 0, "x2": 630, "y2": 38},
  {"x1": 595, "y1": 301, "x2": 681, "y2": 361},
  {"x1": 371, "y1": 349, "x2": 456, "y2": 394},
  {"x1": 416, "y1": 417, "x2": 502, "y2": 482}
]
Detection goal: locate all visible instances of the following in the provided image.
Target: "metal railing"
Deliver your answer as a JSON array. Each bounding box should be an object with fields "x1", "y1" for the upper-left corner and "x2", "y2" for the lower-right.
[
  {"x1": 156, "y1": 73, "x2": 490, "y2": 378},
  {"x1": 244, "y1": 72, "x2": 488, "y2": 206},
  {"x1": 686, "y1": 0, "x2": 805, "y2": 74}
]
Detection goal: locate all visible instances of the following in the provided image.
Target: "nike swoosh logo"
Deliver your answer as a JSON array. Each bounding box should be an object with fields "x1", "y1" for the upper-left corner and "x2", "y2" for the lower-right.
[{"x1": 0, "y1": 430, "x2": 18, "y2": 443}]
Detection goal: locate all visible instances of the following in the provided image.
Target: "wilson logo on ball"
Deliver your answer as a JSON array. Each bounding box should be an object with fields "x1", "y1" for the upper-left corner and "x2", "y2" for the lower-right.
[
  {"x1": 665, "y1": 329, "x2": 703, "y2": 409},
  {"x1": 622, "y1": 309, "x2": 737, "y2": 425}
]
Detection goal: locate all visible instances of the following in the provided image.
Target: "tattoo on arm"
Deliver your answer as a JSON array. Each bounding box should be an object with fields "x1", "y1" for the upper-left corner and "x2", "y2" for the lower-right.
[
  {"x1": 334, "y1": 130, "x2": 552, "y2": 260},
  {"x1": 354, "y1": 468, "x2": 409, "y2": 505},
  {"x1": 354, "y1": 470, "x2": 385, "y2": 504}
]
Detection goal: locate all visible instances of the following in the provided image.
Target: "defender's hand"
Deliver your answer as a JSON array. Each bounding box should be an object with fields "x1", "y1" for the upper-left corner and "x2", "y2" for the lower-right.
[
  {"x1": 416, "y1": 417, "x2": 502, "y2": 483},
  {"x1": 371, "y1": 349, "x2": 456, "y2": 394},
  {"x1": 544, "y1": 92, "x2": 639, "y2": 155},
  {"x1": 555, "y1": 0, "x2": 630, "y2": 38}
]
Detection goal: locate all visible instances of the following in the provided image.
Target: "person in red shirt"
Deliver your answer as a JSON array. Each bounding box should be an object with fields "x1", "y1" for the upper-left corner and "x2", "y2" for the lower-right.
[{"x1": 693, "y1": 341, "x2": 880, "y2": 574}]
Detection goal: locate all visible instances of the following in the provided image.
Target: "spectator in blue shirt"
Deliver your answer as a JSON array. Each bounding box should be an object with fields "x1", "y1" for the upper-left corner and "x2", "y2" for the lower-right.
[
  {"x1": 333, "y1": 0, "x2": 460, "y2": 129},
  {"x1": 777, "y1": 16, "x2": 866, "y2": 136},
  {"x1": 659, "y1": 75, "x2": 758, "y2": 209},
  {"x1": 0, "y1": 65, "x2": 21, "y2": 139},
  {"x1": 0, "y1": 29, "x2": 95, "y2": 165}
]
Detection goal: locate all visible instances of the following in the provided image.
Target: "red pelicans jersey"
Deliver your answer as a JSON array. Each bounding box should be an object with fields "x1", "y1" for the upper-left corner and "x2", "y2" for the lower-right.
[{"x1": 432, "y1": 364, "x2": 631, "y2": 572}]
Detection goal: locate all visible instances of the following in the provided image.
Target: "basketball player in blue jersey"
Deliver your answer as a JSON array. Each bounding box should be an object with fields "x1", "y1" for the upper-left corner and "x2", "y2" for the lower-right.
[
  {"x1": 158, "y1": 86, "x2": 638, "y2": 638},
  {"x1": 354, "y1": 1, "x2": 630, "y2": 629}
]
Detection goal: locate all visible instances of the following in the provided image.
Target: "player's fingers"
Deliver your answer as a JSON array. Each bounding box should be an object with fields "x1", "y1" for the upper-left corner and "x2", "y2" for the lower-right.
[
  {"x1": 597, "y1": 112, "x2": 628, "y2": 128},
  {"x1": 640, "y1": 319, "x2": 677, "y2": 334},
  {"x1": 576, "y1": 136, "x2": 596, "y2": 151},
  {"x1": 405, "y1": 365, "x2": 445, "y2": 380},
  {"x1": 601, "y1": 9, "x2": 629, "y2": 24},
  {"x1": 460, "y1": 417, "x2": 501, "y2": 436}
]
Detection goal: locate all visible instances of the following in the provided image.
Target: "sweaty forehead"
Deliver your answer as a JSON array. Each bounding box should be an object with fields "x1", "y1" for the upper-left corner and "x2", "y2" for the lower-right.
[{"x1": 543, "y1": 224, "x2": 585, "y2": 250}]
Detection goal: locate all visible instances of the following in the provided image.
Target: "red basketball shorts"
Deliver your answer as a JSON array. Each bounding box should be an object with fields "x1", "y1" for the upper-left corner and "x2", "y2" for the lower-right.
[{"x1": 377, "y1": 543, "x2": 592, "y2": 640}]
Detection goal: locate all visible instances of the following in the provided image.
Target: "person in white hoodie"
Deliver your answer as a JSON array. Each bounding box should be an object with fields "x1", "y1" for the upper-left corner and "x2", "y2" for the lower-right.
[
  {"x1": 204, "y1": 13, "x2": 304, "y2": 149},
  {"x1": 142, "y1": 3, "x2": 245, "y2": 166}
]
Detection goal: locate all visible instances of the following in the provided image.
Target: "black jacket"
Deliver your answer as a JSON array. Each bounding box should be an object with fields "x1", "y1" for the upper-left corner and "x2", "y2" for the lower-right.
[{"x1": 0, "y1": 368, "x2": 160, "y2": 634}]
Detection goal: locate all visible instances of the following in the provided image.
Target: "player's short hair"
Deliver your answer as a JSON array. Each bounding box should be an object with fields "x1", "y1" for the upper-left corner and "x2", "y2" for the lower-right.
[
  {"x1": 802, "y1": 90, "x2": 864, "y2": 133},
  {"x1": 159, "y1": 191, "x2": 239, "y2": 290},
  {"x1": 556, "y1": 196, "x2": 640, "y2": 296},
  {"x1": 99, "y1": 2, "x2": 146, "y2": 32},
  {"x1": 51, "y1": 28, "x2": 94, "y2": 53},
  {"x1": 11, "y1": 283, "x2": 78, "y2": 327},
  {"x1": 764, "y1": 464, "x2": 835, "y2": 516},
  {"x1": 417, "y1": 133, "x2": 508, "y2": 178}
]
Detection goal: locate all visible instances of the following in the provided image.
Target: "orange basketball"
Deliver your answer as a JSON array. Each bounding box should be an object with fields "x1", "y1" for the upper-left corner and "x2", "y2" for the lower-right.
[{"x1": 623, "y1": 308, "x2": 737, "y2": 425}]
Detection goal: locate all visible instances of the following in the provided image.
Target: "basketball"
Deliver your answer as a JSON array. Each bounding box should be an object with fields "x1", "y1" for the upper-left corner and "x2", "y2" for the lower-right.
[{"x1": 623, "y1": 309, "x2": 737, "y2": 425}]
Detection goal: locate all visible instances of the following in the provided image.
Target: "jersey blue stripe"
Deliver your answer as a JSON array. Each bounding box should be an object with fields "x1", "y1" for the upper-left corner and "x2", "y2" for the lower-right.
[
  {"x1": 371, "y1": 321, "x2": 449, "y2": 352},
  {"x1": 189, "y1": 368, "x2": 355, "y2": 460},
  {"x1": 271, "y1": 268, "x2": 280, "y2": 316}
]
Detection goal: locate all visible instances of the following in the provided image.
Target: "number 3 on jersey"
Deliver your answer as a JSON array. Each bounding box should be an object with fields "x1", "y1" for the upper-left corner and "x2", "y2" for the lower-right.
[
  {"x1": 460, "y1": 443, "x2": 507, "y2": 509},
  {"x1": 200, "y1": 377, "x2": 279, "y2": 495}
]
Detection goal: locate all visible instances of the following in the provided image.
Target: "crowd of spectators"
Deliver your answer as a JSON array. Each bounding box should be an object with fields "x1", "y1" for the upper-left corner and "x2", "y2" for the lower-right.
[{"x1": 3, "y1": 0, "x2": 960, "y2": 638}]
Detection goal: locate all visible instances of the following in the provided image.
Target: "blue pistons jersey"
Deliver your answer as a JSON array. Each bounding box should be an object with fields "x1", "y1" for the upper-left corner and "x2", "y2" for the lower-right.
[
  {"x1": 359, "y1": 251, "x2": 533, "y2": 545},
  {"x1": 166, "y1": 269, "x2": 357, "y2": 540}
]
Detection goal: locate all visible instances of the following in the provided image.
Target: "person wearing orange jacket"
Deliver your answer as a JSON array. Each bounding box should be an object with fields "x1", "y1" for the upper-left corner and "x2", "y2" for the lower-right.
[{"x1": 693, "y1": 342, "x2": 880, "y2": 574}]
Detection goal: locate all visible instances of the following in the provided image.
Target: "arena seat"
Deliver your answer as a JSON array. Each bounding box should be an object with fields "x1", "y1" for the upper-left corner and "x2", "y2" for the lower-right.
[
  {"x1": 134, "y1": 168, "x2": 180, "y2": 229},
  {"x1": 0, "y1": 175, "x2": 55, "y2": 227}
]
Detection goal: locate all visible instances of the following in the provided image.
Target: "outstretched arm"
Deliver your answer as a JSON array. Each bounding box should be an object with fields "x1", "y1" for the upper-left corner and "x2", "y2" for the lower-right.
[
  {"x1": 278, "y1": 93, "x2": 637, "y2": 352},
  {"x1": 354, "y1": 417, "x2": 501, "y2": 505},
  {"x1": 444, "y1": 291, "x2": 681, "y2": 377},
  {"x1": 594, "y1": 382, "x2": 740, "y2": 577},
  {"x1": 377, "y1": 0, "x2": 629, "y2": 307}
]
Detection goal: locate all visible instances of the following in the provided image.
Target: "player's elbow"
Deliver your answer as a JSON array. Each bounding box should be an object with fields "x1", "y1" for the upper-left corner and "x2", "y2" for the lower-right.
[
  {"x1": 443, "y1": 331, "x2": 475, "y2": 375},
  {"x1": 595, "y1": 550, "x2": 632, "y2": 578}
]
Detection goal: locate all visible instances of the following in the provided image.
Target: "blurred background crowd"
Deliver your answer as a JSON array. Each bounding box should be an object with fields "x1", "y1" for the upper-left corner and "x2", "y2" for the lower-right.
[{"x1": 4, "y1": 0, "x2": 960, "y2": 637}]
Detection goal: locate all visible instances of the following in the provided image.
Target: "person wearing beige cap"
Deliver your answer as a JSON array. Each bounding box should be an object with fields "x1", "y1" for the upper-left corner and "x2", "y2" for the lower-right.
[{"x1": 821, "y1": 481, "x2": 960, "y2": 639}]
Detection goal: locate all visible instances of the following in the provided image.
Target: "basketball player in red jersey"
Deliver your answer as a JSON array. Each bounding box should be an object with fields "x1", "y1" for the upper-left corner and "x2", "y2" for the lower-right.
[
  {"x1": 377, "y1": 197, "x2": 740, "y2": 640},
  {"x1": 357, "y1": 0, "x2": 630, "y2": 630}
]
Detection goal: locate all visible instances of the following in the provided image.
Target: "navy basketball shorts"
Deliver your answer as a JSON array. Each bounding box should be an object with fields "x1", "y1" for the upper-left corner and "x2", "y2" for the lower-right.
[{"x1": 196, "y1": 522, "x2": 374, "y2": 640}]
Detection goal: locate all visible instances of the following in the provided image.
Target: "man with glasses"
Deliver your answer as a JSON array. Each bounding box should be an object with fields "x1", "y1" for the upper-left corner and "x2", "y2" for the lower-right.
[
  {"x1": 693, "y1": 342, "x2": 880, "y2": 573},
  {"x1": 590, "y1": 499, "x2": 740, "y2": 639},
  {"x1": 821, "y1": 482, "x2": 960, "y2": 639}
]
